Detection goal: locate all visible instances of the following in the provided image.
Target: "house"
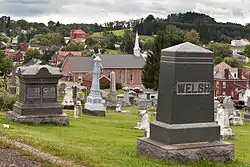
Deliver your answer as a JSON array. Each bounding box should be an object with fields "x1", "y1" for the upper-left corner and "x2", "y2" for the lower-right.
[
  {"x1": 231, "y1": 39, "x2": 250, "y2": 47},
  {"x1": 70, "y1": 29, "x2": 87, "y2": 43},
  {"x1": 21, "y1": 42, "x2": 28, "y2": 51},
  {"x1": 61, "y1": 31, "x2": 145, "y2": 88},
  {"x1": 28, "y1": 44, "x2": 50, "y2": 54},
  {"x1": 53, "y1": 51, "x2": 82, "y2": 65},
  {"x1": 64, "y1": 37, "x2": 70, "y2": 44},
  {"x1": 214, "y1": 61, "x2": 248, "y2": 99},
  {"x1": 7, "y1": 51, "x2": 24, "y2": 62}
]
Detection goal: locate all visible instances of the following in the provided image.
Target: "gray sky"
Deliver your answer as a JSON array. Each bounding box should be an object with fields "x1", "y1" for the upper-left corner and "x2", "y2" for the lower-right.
[{"x1": 0, "y1": 0, "x2": 249, "y2": 25}]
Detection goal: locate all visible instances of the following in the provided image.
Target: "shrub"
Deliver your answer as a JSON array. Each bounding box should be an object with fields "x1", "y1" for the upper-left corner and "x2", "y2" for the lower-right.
[{"x1": 0, "y1": 89, "x2": 18, "y2": 111}]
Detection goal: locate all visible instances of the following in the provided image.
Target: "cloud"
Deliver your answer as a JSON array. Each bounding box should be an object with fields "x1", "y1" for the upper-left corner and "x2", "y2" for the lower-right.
[{"x1": 0, "y1": 0, "x2": 248, "y2": 25}]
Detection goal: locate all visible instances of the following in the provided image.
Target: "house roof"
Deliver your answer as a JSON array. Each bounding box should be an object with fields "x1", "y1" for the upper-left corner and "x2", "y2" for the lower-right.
[
  {"x1": 58, "y1": 51, "x2": 82, "y2": 57},
  {"x1": 71, "y1": 29, "x2": 86, "y2": 35},
  {"x1": 83, "y1": 72, "x2": 110, "y2": 81},
  {"x1": 63, "y1": 54, "x2": 145, "y2": 72},
  {"x1": 214, "y1": 61, "x2": 247, "y2": 80}
]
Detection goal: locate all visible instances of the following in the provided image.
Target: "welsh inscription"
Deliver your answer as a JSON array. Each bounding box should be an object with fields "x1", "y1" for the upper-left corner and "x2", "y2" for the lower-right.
[
  {"x1": 175, "y1": 82, "x2": 212, "y2": 95},
  {"x1": 27, "y1": 87, "x2": 41, "y2": 98},
  {"x1": 43, "y1": 87, "x2": 56, "y2": 98}
]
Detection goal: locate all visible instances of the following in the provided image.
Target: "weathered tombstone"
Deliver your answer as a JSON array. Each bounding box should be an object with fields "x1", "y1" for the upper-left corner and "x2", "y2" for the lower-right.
[
  {"x1": 217, "y1": 104, "x2": 235, "y2": 139},
  {"x1": 62, "y1": 87, "x2": 74, "y2": 109},
  {"x1": 72, "y1": 86, "x2": 77, "y2": 103},
  {"x1": 243, "y1": 97, "x2": 250, "y2": 122},
  {"x1": 138, "y1": 100, "x2": 153, "y2": 110},
  {"x1": 84, "y1": 56, "x2": 106, "y2": 117},
  {"x1": 223, "y1": 97, "x2": 235, "y2": 116},
  {"x1": 115, "y1": 104, "x2": 121, "y2": 112},
  {"x1": 117, "y1": 94, "x2": 124, "y2": 105},
  {"x1": 135, "y1": 110, "x2": 149, "y2": 130},
  {"x1": 214, "y1": 99, "x2": 220, "y2": 113},
  {"x1": 123, "y1": 87, "x2": 131, "y2": 107},
  {"x1": 74, "y1": 101, "x2": 82, "y2": 118},
  {"x1": 129, "y1": 95, "x2": 136, "y2": 106},
  {"x1": 107, "y1": 71, "x2": 117, "y2": 109},
  {"x1": 59, "y1": 83, "x2": 66, "y2": 94},
  {"x1": 7, "y1": 65, "x2": 69, "y2": 125},
  {"x1": 137, "y1": 42, "x2": 234, "y2": 163}
]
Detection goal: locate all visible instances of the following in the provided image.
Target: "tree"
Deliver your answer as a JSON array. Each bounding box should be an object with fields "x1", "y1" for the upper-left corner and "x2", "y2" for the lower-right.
[
  {"x1": 40, "y1": 50, "x2": 55, "y2": 64},
  {"x1": 120, "y1": 30, "x2": 135, "y2": 54},
  {"x1": 207, "y1": 43, "x2": 232, "y2": 58},
  {"x1": 142, "y1": 25, "x2": 185, "y2": 90},
  {"x1": 24, "y1": 48, "x2": 41, "y2": 64},
  {"x1": 224, "y1": 57, "x2": 240, "y2": 67},
  {"x1": 184, "y1": 29, "x2": 200, "y2": 44},
  {"x1": 85, "y1": 37, "x2": 98, "y2": 46},
  {"x1": 0, "y1": 51, "x2": 12, "y2": 75},
  {"x1": 244, "y1": 45, "x2": 250, "y2": 57}
]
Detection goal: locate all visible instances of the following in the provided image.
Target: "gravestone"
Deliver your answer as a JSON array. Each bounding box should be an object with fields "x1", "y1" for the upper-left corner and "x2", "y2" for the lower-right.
[
  {"x1": 138, "y1": 100, "x2": 153, "y2": 110},
  {"x1": 217, "y1": 104, "x2": 235, "y2": 139},
  {"x1": 244, "y1": 97, "x2": 250, "y2": 122},
  {"x1": 214, "y1": 99, "x2": 220, "y2": 113},
  {"x1": 62, "y1": 87, "x2": 74, "y2": 109},
  {"x1": 223, "y1": 97, "x2": 235, "y2": 116},
  {"x1": 74, "y1": 101, "x2": 82, "y2": 119},
  {"x1": 7, "y1": 65, "x2": 69, "y2": 125},
  {"x1": 117, "y1": 94, "x2": 124, "y2": 105},
  {"x1": 137, "y1": 42, "x2": 234, "y2": 164},
  {"x1": 122, "y1": 87, "x2": 131, "y2": 107},
  {"x1": 115, "y1": 104, "x2": 121, "y2": 112},
  {"x1": 84, "y1": 56, "x2": 106, "y2": 117},
  {"x1": 59, "y1": 83, "x2": 66, "y2": 94},
  {"x1": 72, "y1": 86, "x2": 77, "y2": 103},
  {"x1": 107, "y1": 71, "x2": 117, "y2": 109},
  {"x1": 135, "y1": 110, "x2": 149, "y2": 130}
]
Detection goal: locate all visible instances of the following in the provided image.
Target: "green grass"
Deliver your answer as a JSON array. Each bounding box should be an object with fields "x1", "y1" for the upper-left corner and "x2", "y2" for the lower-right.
[
  {"x1": 0, "y1": 109, "x2": 249, "y2": 167},
  {"x1": 92, "y1": 29, "x2": 154, "y2": 41}
]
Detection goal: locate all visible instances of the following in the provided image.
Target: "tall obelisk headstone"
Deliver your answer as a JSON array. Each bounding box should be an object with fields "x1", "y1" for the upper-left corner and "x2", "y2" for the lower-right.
[
  {"x1": 84, "y1": 55, "x2": 106, "y2": 117},
  {"x1": 107, "y1": 71, "x2": 117, "y2": 109},
  {"x1": 137, "y1": 42, "x2": 234, "y2": 163}
]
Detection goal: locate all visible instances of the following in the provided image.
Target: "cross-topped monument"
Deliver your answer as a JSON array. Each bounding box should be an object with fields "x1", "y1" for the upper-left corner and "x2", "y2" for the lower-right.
[{"x1": 137, "y1": 42, "x2": 234, "y2": 163}]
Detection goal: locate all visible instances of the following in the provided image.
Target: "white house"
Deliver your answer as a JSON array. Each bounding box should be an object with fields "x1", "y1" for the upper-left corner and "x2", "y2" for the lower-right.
[{"x1": 231, "y1": 39, "x2": 250, "y2": 47}]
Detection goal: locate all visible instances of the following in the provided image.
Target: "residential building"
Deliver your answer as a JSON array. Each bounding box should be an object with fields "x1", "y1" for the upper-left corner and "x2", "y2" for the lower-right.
[
  {"x1": 53, "y1": 51, "x2": 83, "y2": 65},
  {"x1": 28, "y1": 44, "x2": 50, "y2": 54},
  {"x1": 231, "y1": 39, "x2": 250, "y2": 47},
  {"x1": 214, "y1": 61, "x2": 248, "y2": 99},
  {"x1": 70, "y1": 29, "x2": 87, "y2": 43}
]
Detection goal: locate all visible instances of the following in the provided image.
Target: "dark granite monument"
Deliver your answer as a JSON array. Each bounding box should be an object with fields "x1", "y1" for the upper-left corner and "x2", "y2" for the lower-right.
[
  {"x1": 137, "y1": 42, "x2": 234, "y2": 164},
  {"x1": 7, "y1": 65, "x2": 69, "y2": 125}
]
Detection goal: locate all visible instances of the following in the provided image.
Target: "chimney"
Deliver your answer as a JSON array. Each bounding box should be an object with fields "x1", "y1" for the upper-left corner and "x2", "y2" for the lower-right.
[
  {"x1": 238, "y1": 68, "x2": 242, "y2": 79},
  {"x1": 224, "y1": 69, "x2": 229, "y2": 79}
]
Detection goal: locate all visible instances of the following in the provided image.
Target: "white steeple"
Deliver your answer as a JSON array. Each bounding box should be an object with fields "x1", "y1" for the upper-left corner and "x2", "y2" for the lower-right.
[{"x1": 133, "y1": 30, "x2": 141, "y2": 57}]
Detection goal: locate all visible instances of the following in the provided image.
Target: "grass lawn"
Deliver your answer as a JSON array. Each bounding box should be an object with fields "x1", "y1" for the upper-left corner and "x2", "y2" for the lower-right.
[
  {"x1": 0, "y1": 108, "x2": 250, "y2": 167},
  {"x1": 93, "y1": 29, "x2": 154, "y2": 41}
]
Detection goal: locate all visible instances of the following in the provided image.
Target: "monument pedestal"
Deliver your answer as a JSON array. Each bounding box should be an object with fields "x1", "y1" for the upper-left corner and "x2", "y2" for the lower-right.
[
  {"x1": 7, "y1": 111, "x2": 69, "y2": 126},
  {"x1": 137, "y1": 138, "x2": 234, "y2": 164},
  {"x1": 84, "y1": 96, "x2": 106, "y2": 117},
  {"x1": 106, "y1": 91, "x2": 117, "y2": 110}
]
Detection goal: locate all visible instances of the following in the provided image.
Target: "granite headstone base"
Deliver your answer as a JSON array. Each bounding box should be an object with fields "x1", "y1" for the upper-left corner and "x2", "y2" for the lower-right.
[
  {"x1": 83, "y1": 108, "x2": 106, "y2": 117},
  {"x1": 150, "y1": 121, "x2": 220, "y2": 144},
  {"x1": 137, "y1": 137, "x2": 234, "y2": 164},
  {"x1": 7, "y1": 111, "x2": 69, "y2": 126}
]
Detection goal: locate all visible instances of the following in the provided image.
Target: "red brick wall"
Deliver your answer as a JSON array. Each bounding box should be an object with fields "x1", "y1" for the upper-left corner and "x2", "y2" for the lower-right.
[
  {"x1": 214, "y1": 79, "x2": 248, "y2": 99},
  {"x1": 102, "y1": 68, "x2": 143, "y2": 87}
]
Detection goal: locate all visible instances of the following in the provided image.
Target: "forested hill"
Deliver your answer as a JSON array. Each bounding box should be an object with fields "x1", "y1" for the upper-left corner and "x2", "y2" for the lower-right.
[
  {"x1": 1, "y1": 11, "x2": 250, "y2": 44},
  {"x1": 134, "y1": 12, "x2": 250, "y2": 43}
]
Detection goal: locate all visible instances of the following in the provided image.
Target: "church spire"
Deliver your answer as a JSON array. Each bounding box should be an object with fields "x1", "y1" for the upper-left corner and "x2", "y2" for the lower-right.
[{"x1": 133, "y1": 30, "x2": 141, "y2": 57}]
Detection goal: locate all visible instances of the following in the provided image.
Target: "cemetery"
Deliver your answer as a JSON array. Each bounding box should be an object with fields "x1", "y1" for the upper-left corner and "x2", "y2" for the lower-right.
[{"x1": 1, "y1": 43, "x2": 250, "y2": 167}]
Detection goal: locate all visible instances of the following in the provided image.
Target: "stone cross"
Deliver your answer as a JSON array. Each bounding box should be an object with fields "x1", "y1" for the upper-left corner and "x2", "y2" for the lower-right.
[
  {"x1": 137, "y1": 42, "x2": 234, "y2": 163},
  {"x1": 84, "y1": 55, "x2": 106, "y2": 117},
  {"x1": 74, "y1": 101, "x2": 82, "y2": 118},
  {"x1": 217, "y1": 104, "x2": 235, "y2": 139}
]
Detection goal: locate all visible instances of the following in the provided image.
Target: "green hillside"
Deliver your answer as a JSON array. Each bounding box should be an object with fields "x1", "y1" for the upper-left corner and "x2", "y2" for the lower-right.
[{"x1": 93, "y1": 29, "x2": 154, "y2": 41}]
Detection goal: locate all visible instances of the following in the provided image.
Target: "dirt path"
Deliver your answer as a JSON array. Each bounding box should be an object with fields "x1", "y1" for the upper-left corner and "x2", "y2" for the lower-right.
[{"x1": 0, "y1": 136, "x2": 83, "y2": 167}]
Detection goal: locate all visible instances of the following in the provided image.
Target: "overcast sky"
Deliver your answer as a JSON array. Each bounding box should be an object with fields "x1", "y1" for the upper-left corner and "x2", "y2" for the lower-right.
[{"x1": 0, "y1": 0, "x2": 249, "y2": 25}]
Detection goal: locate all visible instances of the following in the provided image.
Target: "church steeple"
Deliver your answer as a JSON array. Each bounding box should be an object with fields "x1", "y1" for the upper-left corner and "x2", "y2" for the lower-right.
[{"x1": 133, "y1": 30, "x2": 141, "y2": 57}]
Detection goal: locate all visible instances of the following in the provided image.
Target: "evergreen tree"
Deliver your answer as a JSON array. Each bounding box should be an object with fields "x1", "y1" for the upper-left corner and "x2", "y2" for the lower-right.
[{"x1": 142, "y1": 25, "x2": 185, "y2": 90}]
